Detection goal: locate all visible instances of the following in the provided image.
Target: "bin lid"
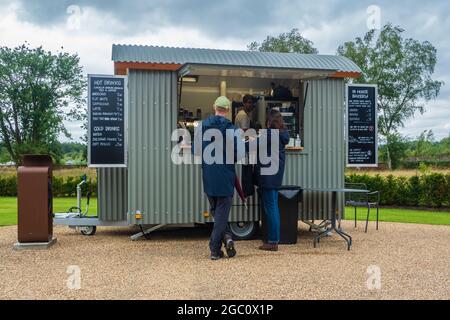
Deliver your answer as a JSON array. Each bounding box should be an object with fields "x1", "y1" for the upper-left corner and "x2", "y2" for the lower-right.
[
  {"x1": 257, "y1": 186, "x2": 302, "y2": 199},
  {"x1": 279, "y1": 189, "x2": 302, "y2": 200},
  {"x1": 278, "y1": 186, "x2": 302, "y2": 200},
  {"x1": 21, "y1": 155, "x2": 53, "y2": 168}
]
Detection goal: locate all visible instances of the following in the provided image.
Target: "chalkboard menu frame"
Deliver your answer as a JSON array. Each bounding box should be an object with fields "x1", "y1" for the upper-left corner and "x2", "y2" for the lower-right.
[
  {"x1": 88, "y1": 74, "x2": 128, "y2": 168},
  {"x1": 346, "y1": 84, "x2": 378, "y2": 168}
]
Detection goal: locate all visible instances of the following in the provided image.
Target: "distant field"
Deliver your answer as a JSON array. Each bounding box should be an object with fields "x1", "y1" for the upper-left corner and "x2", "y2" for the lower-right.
[{"x1": 1, "y1": 166, "x2": 449, "y2": 178}]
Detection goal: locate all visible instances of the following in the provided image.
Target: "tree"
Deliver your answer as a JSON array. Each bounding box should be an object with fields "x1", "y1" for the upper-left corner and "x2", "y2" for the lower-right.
[
  {"x1": 437, "y1": 134, "x2": 450, "y2": 158},
  {"x1": 337, "y1": 24, "x2": 443, "y2": 169},
  {"x1": 413, "y1": 130, "x2": 435, "y2": 160},
  {"x1": 380, "y1": 133, "x2": 408, "y2": 170},
  {"x1": 60, "y1": 142, "x2": 87, "y2": 164},
  {"x1": 0, "y1": 142, "x2": 11, "y2": 163},
  {"x1": 248, "y1": 28, "x2": 318, "y2": 54},
  {"x1": 0, "y1": 44, "x2": 86, "y2": 165}
]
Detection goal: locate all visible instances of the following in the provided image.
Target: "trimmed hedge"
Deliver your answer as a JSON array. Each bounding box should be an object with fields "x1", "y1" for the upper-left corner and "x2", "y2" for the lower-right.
[
  {"x1": 0, "y1": 175, "x2": 97, "y2": 198},
  {"x1": 345, "y1": 173, "x2": 450, "y2": 208},
  {"x1": 1, "y1": 173, "x2": 449, "y2": 208},
  {"x1": 51, "y1": 176, "x2": 97, "y2": 198}
]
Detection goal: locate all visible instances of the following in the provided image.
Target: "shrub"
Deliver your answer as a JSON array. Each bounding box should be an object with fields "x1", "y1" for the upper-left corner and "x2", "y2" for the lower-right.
[
  {"x1": 345, "y1": 172, "x2": 450, "y2": 208},
  {"x1": 0, "y1": 175, "x2": 97, "y2": 198},
  {"x1": 0, "y1": 175, "x2": 17, "y2": 196},
  {"x1": 0, "y1": 172, "x2": 448, "y2": 208}
]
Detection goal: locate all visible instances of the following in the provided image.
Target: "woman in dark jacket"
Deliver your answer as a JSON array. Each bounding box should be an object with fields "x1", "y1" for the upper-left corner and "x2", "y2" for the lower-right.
[{"x1": 255, "y1": 110, "x2": 290, "y2": 251}]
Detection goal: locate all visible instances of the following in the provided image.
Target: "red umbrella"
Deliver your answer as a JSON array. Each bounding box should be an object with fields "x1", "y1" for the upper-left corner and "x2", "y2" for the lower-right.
[{"x1": 234, "y1": 175, "x2": 248, "y2": 210}]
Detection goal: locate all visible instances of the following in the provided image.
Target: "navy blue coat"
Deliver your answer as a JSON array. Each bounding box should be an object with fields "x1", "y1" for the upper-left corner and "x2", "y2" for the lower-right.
[
  {"x1": 254, "y1": 129, "x2": 290, "y2": 189},
  {"x1": 193, "y1": 115, "x2": 238, "y2": 197}
]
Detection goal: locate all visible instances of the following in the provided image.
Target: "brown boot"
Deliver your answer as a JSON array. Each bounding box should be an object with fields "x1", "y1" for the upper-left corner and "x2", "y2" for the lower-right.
[{"x1": 259, "y1": 243, "x2": 278, "y2": 251}]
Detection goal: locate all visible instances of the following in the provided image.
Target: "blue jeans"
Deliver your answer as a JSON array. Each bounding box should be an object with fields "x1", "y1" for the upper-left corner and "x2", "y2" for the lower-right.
[
  {"x1": 207, "y1": 196, "x2": 233, "y2": 254},
  {"x1": 261, "y1": 189, "x2": 280, "y2": 244}
]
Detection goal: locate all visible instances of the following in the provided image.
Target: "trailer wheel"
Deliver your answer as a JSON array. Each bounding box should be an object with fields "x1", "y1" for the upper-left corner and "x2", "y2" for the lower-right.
[
  {"x1": 229, "y1": 222, "x2": 258, "y2": 240},
  {"x1": 80, "y1": 226, "x2": 96, "y2": 236}
]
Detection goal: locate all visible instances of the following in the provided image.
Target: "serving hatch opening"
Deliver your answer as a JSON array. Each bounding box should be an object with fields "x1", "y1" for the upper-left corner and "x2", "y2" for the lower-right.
[{"x1": 176, "y1": 63, "x2": 316, "y2": 151}]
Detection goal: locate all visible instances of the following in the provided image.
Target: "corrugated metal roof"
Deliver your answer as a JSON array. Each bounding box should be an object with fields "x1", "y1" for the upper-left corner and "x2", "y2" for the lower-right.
[{"x1": 112, "y1": 44, "x2": 361, "y2": 74}]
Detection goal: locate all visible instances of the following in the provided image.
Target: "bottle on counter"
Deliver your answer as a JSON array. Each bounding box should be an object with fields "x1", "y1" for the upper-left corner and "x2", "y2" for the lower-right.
[{"x1": 295, "y1": 134, "x2": 301, "y2": 147}]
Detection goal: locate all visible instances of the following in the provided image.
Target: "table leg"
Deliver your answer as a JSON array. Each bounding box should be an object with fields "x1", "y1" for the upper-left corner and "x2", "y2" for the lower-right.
[
  {"x1": 313, "y1": 229, "x2": 330, "y2": 247},
  {"x1": 331, "y1": 191, "x2": 352, "y2": 250},
  {"x1": 313, "y1": 190, "x2": 353, "y2": 250}
]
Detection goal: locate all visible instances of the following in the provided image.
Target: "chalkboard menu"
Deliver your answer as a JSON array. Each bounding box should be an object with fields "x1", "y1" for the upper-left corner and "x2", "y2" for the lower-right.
[
  {"x1": 88, "y1": 75, "x2": 127, "y2": 167},
  {"x1": 346, "y1": 84, "x2": 378, "y2": 167}
]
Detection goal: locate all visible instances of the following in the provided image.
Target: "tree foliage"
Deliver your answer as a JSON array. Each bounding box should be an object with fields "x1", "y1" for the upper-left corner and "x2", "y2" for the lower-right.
[
  {"x1": 378, "y1": 131, "x2": 450, "y2": 168},
  {"x1": 337, "y1": 24, "x2": 443, "y2": 169},
  {"x1": 406, "y1": 131, "x2": 450, "y2": 159},
  {"x1": 0, "y1": 43, "x2": 86, "y2": 165},
  {"x1": 379, "y1": 132, "x2": 408, "y2": 170},
  {"x1": 248, "y1": 28, "x2": 318, "y2": 54}
]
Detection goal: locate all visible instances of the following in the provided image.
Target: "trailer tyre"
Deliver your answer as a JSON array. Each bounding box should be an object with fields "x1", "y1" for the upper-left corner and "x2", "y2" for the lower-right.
[
  {"x1": 80, "y1": 226, "x2": 96, "y2": 236},
  {"x1": 229, "y1": 222, "x2": 258, "y2": 240}
]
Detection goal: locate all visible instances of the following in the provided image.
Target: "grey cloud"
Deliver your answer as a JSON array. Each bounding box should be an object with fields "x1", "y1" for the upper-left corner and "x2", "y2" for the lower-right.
[
  {"x1": 14, "y1": 0, "x2": 276, "y2": 38},
  {"x1": 11, "y1": 1, "x2": 450, "y2": 49},
  {"x1": 5, "y1": 0, "x2": 450, "y2": 140}
]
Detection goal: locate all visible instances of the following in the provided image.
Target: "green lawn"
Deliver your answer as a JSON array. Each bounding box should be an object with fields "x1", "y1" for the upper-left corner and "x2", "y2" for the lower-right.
[
  {"x1": 0, "y1": 197, "x2": 449, "y2": 227},
  {"x1": 0, "y1": 197, "x2": 97, "y2": 227},
  {"x1": 344, "y1": 207, "x2": 450, "y2": 226}
]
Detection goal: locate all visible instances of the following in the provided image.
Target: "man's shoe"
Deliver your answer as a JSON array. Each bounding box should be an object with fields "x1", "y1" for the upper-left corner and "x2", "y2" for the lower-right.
[
  {"x1": 224, "y1": 239, "x2": 236, "y2": 258},
  {"x1": 210, "y1": 250, "x2": 225, "y2": 260},
  {"x1": 258, "y1": 243, "x2": 278, "y2": 251}
]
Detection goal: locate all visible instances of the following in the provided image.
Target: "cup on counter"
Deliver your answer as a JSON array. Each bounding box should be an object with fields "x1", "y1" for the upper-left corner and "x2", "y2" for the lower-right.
[{"x1": 288, "y1": 138, "x2": 295, "y2": 148}]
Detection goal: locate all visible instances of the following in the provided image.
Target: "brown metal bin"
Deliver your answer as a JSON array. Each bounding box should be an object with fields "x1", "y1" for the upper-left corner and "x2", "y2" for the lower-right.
[{"x1": 17, "y1": 155, "x2": 53, "y2": 243}]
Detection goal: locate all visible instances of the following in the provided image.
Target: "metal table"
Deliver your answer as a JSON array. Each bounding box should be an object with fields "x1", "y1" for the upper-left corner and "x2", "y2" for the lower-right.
[{"x1": 304, "y1": 188, "x2": 369, "y2": 250}]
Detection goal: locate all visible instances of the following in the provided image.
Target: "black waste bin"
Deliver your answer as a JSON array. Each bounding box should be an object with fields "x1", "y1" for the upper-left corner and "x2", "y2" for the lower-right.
[{"x1": 258, "y1": 186, "x2": 302, "y2": 244}]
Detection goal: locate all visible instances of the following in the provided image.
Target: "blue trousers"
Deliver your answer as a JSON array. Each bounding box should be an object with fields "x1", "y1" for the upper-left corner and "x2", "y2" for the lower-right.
[
  {"x1": 207, "y1": 196, "x2": 233, "y2": 254},
  {"x1": 261, "y1": 189, "x2": 280, "y2": 244}
]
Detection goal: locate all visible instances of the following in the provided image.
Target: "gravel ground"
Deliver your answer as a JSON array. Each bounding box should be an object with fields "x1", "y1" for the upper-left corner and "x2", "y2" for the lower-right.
[{"x1": 0, "y1": 221, "x2": 449, "y2": 300}]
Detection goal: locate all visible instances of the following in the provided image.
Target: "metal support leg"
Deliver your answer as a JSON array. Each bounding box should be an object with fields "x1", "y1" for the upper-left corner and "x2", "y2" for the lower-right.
[
  {"x1": 310, "y1": 219, "x2": 315, "y2": 232},
  {"x1": 354, "y1": 207, "x2": 357, "y2": 228},
  {"x1": 376, "y1": 205, "x2": 379, "y2": 230},
  {"x1": 130, "y1": 224, "x2": 166, "y2": 241},
  {"x1": 314, "y1": 192, "x2": 352, "y2": 250},
  {"x1": 314, "y1": 229, "x2": 331, "y2": 247},
  {"x1": 335, "y1": 228, "x2": 352, "y2": 250},
  {"x1": 365, "y1": 206, "x2": 370, "y2": 233},
  {"x1": 338, "y1": 210, "x2": 342, "y2": 230}
]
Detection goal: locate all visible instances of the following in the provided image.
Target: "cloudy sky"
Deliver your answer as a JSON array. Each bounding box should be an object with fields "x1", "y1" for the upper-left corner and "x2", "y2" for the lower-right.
[{"x1": 1, "y1": 0, "x2": 449, "y2": 141}]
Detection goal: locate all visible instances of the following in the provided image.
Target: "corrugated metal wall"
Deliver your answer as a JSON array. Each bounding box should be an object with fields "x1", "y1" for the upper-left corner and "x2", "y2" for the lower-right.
[
  {"x1": 97, "y1": 168, "x2": 127, "y2": 221},
  {"x1": 98, "y1": 70, "x2": 345, "y2": 224},
  {"x1": 284, "y1": 78, "x2": 345, "y2": 220},
  {"x1": 126, "y1": 70, "x2": 201, "y2": 224}
]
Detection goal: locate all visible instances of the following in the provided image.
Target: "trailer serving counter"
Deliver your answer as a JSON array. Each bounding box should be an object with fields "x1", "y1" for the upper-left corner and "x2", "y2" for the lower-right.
[{"x1": 55, "y1": 44, "x2": 362, "y2": 239}]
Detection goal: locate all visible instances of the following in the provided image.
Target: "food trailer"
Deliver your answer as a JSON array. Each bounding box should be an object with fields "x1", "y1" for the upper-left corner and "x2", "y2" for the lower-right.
[{"x1": 55, "y1": 44, "x2": 362, "y2": 239}]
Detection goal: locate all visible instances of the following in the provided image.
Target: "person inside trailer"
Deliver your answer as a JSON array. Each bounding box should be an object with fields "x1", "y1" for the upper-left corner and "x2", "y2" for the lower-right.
[
  {"x1": 235, "y1": 94, "x2": 257, "y2": 198},
  {"x1": 234, "y1": 94, "x2": 255, "y2": 131}
]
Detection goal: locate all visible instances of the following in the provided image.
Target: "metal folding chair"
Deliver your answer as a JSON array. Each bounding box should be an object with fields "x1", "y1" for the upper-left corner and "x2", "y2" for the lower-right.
[{"x1": 345, "y1": 183, "x2": 380, "y2": 233}]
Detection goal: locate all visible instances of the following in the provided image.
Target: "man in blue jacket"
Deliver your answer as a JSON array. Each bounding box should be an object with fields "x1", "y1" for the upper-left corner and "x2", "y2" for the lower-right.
[{"x1": 193, "y1": 96, "x2": 239, "y2": 260}]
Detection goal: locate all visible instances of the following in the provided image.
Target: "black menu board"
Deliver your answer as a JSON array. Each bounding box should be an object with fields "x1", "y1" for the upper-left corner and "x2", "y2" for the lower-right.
[
  {"x1": 88, "y1": 75, "x2": 127, "y2": 167},
  {"x1": 346, "y1": 84, "x2": 378, "y2": 167}
]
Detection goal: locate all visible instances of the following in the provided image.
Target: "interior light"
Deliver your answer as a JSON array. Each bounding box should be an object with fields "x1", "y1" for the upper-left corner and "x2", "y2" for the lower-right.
[{"x1": 182, "y1": 76, "x2": 198, "y2": 83}]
